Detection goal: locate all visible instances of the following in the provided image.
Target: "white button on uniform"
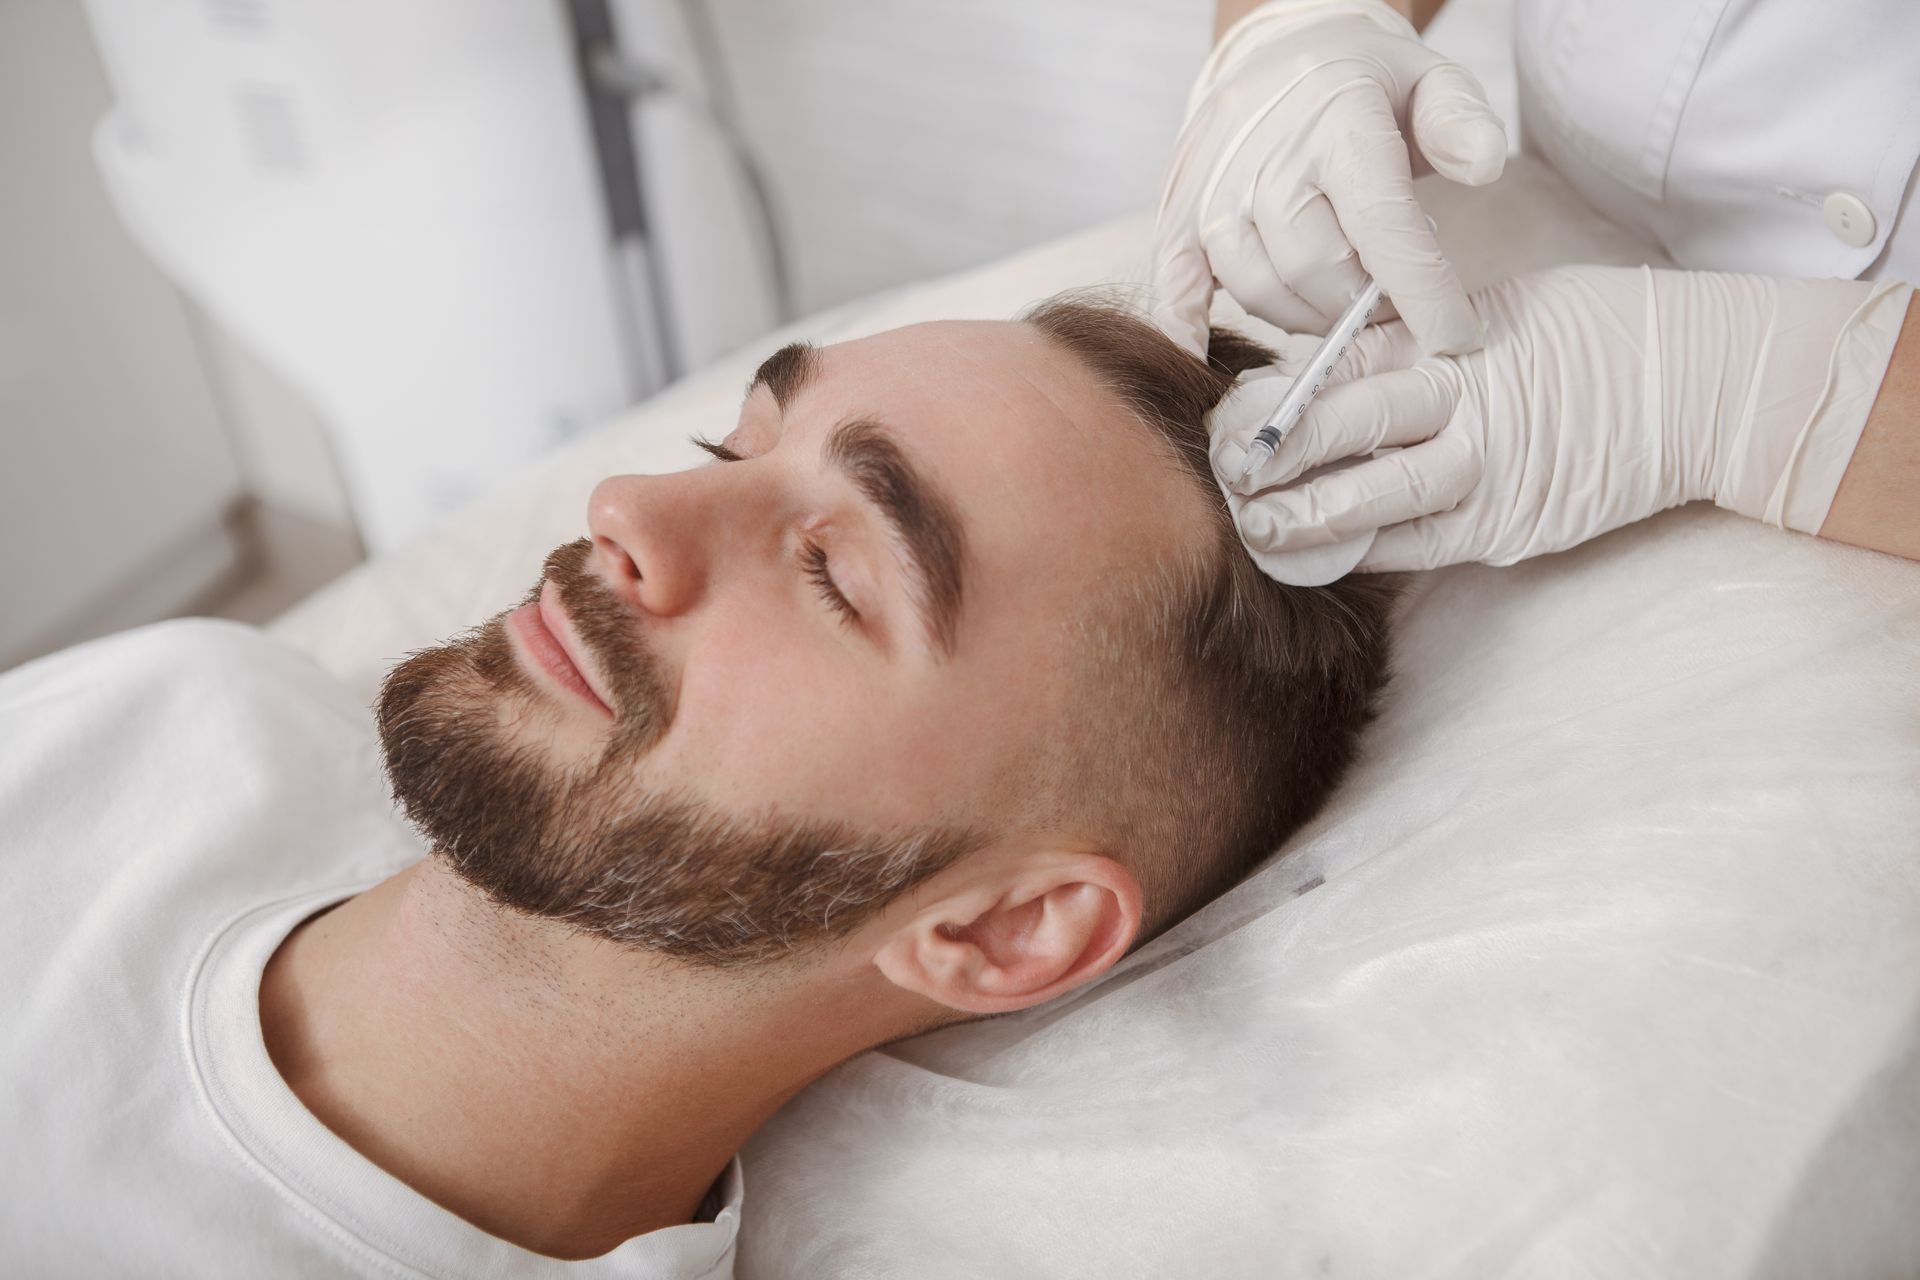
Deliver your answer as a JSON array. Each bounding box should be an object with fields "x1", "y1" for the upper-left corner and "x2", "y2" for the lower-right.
[{"x1": 1823, "y1": 192, "x2": 1878, "y2": 248}]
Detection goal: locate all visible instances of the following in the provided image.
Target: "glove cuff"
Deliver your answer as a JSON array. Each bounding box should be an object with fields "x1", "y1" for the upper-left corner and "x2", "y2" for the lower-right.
[{"x1": 1712, "y1": 280, "x2": 1914, "y2": 534}]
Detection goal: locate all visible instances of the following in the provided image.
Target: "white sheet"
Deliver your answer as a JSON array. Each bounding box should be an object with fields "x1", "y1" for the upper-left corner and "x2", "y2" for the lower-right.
[{"x1": 270, "y1": 158, "x2": 1920, "y2": 1277}]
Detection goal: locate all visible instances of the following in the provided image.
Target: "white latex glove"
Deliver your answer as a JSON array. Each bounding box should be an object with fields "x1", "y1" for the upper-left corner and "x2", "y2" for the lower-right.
[
  {"x1": 1152, "y1": 0, "x2": 1507, "y2": 359},
  {"x1": 1210, "y1": 265, "x2": 1916, "y2": 584}
]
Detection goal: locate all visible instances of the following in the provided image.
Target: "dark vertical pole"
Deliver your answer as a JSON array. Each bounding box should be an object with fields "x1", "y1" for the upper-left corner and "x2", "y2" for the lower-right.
[{"x1": 562, "y1": 0, "x2": 679, "y2": 388}]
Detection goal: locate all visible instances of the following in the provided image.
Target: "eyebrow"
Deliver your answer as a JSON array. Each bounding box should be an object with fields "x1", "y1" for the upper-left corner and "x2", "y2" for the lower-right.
[
  {"x1": 745, "y1": 341, "x2": 822, "y2": 411},
  {"x1": 823, "y1": 417, "x2": 967, "y2": 658},
  {"x1": 742, "y1": 340, "x2": 968, "y2": 655}
]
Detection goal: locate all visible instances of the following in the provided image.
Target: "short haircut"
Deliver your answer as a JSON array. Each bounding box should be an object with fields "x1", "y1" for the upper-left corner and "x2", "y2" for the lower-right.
[{"x1": 1022, "y1": 295, "x2": 1397, "y2": 937}]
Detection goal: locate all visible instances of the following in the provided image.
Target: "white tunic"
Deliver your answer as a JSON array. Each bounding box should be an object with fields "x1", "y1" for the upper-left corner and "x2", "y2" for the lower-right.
[
  {"x1": 1514, "y1": 0, "x2": 1920, "y2": 284},
  {"x1": 0, "y1": 621, "x2": 742, "y2": 1279}
]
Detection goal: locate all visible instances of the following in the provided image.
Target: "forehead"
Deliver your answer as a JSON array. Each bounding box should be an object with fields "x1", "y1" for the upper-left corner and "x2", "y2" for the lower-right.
[{"x1": 793, "y1": 319, "x2": 1212, "y2": 643}]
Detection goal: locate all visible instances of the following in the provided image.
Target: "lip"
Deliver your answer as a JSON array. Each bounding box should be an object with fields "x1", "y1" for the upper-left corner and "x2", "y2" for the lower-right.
[{"x1": 508, "y1": 582, "x2": 615, "y2": 717}]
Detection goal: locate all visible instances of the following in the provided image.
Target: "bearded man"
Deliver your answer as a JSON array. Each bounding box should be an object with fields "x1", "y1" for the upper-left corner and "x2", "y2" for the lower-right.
[{"x1": 0, "y1": 300, "x2": 1393, "y2": 1275}]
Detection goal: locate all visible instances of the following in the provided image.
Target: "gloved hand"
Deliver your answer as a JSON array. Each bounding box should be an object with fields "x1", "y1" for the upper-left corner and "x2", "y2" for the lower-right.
[
  {"x1": 1152, "y1": 0, "x2": 1507, "y2": 359},
  {"x1": 1210, "y1": 265, "x2": 1916, "y2": 584}
]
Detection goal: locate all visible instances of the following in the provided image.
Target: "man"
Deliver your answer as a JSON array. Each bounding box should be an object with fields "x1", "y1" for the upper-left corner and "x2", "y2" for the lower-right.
[{"x1": 0, "y1": 299, "x2": 1394, "y2": 1274}]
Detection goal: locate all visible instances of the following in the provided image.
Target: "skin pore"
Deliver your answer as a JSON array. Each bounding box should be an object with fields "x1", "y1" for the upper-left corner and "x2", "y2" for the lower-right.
[{"x1": 259, "y1": 319, "x2": 1208, "y2": 1259}]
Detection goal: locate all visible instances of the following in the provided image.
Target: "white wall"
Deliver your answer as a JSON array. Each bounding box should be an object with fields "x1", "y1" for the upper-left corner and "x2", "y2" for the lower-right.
[
  {"x1": 617, "y1": 0, "x2": 1519, "y2": 367},
  {"x1": 663, "y1": 0, "x2": 1210, "y2": 320},
  {"x1": 0, "y1": 0, "x2": 245, "y2": 668},
  {"x1": 187, "y1": 311, "x2": 358, "y2": 535}
]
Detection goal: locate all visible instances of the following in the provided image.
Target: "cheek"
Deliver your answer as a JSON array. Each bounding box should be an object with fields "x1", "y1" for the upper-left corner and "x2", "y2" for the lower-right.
[
  {"x1": 661, "y1": 609, "x2": 897, "y2": 788},
  {"x1": 647, "y1": 604, "x2": 1005, "y2": 828}
]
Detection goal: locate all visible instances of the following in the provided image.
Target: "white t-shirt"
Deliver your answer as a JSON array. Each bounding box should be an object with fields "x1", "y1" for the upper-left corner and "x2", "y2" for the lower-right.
[{"x1": 0, "y1": 620, "x2": 741, "y2": 1279}]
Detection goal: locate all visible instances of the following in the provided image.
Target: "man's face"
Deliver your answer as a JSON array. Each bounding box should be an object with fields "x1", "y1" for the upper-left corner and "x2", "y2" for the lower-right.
[{"x1": 378, "y1": 319, "x2": 1210, "y2": 963}]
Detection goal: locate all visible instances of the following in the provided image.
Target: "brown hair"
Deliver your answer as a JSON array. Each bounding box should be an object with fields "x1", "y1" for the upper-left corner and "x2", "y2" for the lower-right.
[{"x1": 1023, "y1": 295, "x2": 1397, "y2": 935}]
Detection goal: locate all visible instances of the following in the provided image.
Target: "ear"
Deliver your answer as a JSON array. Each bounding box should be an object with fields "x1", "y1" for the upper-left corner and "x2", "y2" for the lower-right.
[{"x1": 870, "y1": 850, "x2": 1143, "y2": 1016}]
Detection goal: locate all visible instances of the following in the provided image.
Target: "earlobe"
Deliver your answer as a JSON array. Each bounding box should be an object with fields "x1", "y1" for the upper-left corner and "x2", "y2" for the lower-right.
[{"x1": 872, "y1": 854, "x2": 1142, "y2": 1016}]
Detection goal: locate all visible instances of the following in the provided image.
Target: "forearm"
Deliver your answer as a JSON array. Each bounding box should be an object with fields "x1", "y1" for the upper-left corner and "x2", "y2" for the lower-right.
[
  {"x1": 1391, "y1": 0, "x2": 1448, "y2": 30},
  {"x1": 1213, "y1": 0, "x2": 1447, "y2": 41},
  {"x1": 1819, "y1": 296, "x2": 1920, "y2": 561}
]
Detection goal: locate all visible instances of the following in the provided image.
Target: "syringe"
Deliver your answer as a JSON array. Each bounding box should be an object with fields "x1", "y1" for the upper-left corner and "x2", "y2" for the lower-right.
[{"x1": 1230, "y1": 275, "x2": 1382, "y2": 490}]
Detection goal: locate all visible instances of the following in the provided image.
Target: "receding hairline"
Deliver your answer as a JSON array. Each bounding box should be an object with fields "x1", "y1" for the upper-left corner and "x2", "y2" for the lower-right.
[
  {"x1": 1011, "y1": 295, "x2": 1398, "y2": 940},
  {"x1": 1015, "y1": 301, "x2": 1241, "y2": 556}
]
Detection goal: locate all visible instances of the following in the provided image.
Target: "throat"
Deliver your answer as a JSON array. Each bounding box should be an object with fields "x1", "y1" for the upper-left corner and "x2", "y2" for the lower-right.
[{"x1": 256, "y1": 861, "x2": 805, "y2": 1258}]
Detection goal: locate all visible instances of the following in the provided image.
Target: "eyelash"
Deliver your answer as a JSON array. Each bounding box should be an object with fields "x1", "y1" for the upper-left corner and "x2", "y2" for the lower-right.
[
  {"x1": 692, "y1": 435, "x2": 860, "y2": 627},
  {"x1": 690, "y1": 435, "x2": 742, "y2": 463},
  {"x1": 802, "y1": 539, "x2": 859, "y2": 626}
]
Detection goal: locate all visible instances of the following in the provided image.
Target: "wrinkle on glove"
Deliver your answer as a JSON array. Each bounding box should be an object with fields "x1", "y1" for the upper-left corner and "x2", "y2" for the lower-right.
[
  {"x1": 1211, "y1": 359, "x2": 1472, "y2": 584},
  {"x1": 1209, "y1": 266, "x2": 1915, "y2": 578},
  {"x1": 1151, "y1": 0, "x2": 1505, "y2": 357}
]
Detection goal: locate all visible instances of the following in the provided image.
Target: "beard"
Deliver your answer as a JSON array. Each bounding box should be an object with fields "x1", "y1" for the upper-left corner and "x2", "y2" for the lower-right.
[{"x1": 374, "y1": 537, "x2": 979, "y2": 966}]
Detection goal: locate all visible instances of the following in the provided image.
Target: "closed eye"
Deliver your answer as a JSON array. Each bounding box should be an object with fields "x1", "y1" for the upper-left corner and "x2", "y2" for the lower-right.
[
  {"x1": 690, "y1": 435, "x2": 860, "y2": 627},
  {"x1": 690, "y1": 435, "x2": 743, "y2": 463},
  {"x1": 802, "y1": 539, "x2": 859, "y2": 626}
]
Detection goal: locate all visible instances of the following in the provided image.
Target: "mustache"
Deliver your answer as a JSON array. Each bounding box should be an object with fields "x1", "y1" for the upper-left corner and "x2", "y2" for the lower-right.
[{"x1": 532, "y1": 537, "x2": 672, "y2": 755}]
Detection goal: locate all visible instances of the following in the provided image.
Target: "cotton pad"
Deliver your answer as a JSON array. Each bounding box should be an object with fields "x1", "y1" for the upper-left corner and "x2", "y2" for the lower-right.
[{"x1": 1226, "y1": 457, "x2": 1379, "y2": 586}]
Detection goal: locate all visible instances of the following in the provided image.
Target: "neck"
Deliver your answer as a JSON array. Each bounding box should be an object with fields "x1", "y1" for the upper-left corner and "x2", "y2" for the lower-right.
[{"x1": 260, "y1": 859, "x2": 910, "y2": 1259}]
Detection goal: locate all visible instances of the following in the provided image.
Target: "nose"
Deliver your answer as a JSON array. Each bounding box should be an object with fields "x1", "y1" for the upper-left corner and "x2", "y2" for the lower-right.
[{"x1": 587, "y1": 472, "x2": 714, "y2": 618}]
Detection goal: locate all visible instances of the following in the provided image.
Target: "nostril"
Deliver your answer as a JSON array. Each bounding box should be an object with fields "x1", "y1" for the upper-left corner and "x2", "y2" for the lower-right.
[{"x1": 593, "y1": 535, "x2": 641, "y2": 586}]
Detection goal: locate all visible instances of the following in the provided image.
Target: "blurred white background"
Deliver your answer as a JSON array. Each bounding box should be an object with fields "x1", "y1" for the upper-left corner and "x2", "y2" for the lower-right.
[{"x1": 0, "y1": 0, "x2": 1515, "y2": 671}]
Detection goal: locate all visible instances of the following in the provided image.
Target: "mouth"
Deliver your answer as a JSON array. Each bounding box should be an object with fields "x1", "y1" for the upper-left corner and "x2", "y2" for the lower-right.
[{"x1": 507, "y1": 581, "x2": 616, "y2": 718}]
